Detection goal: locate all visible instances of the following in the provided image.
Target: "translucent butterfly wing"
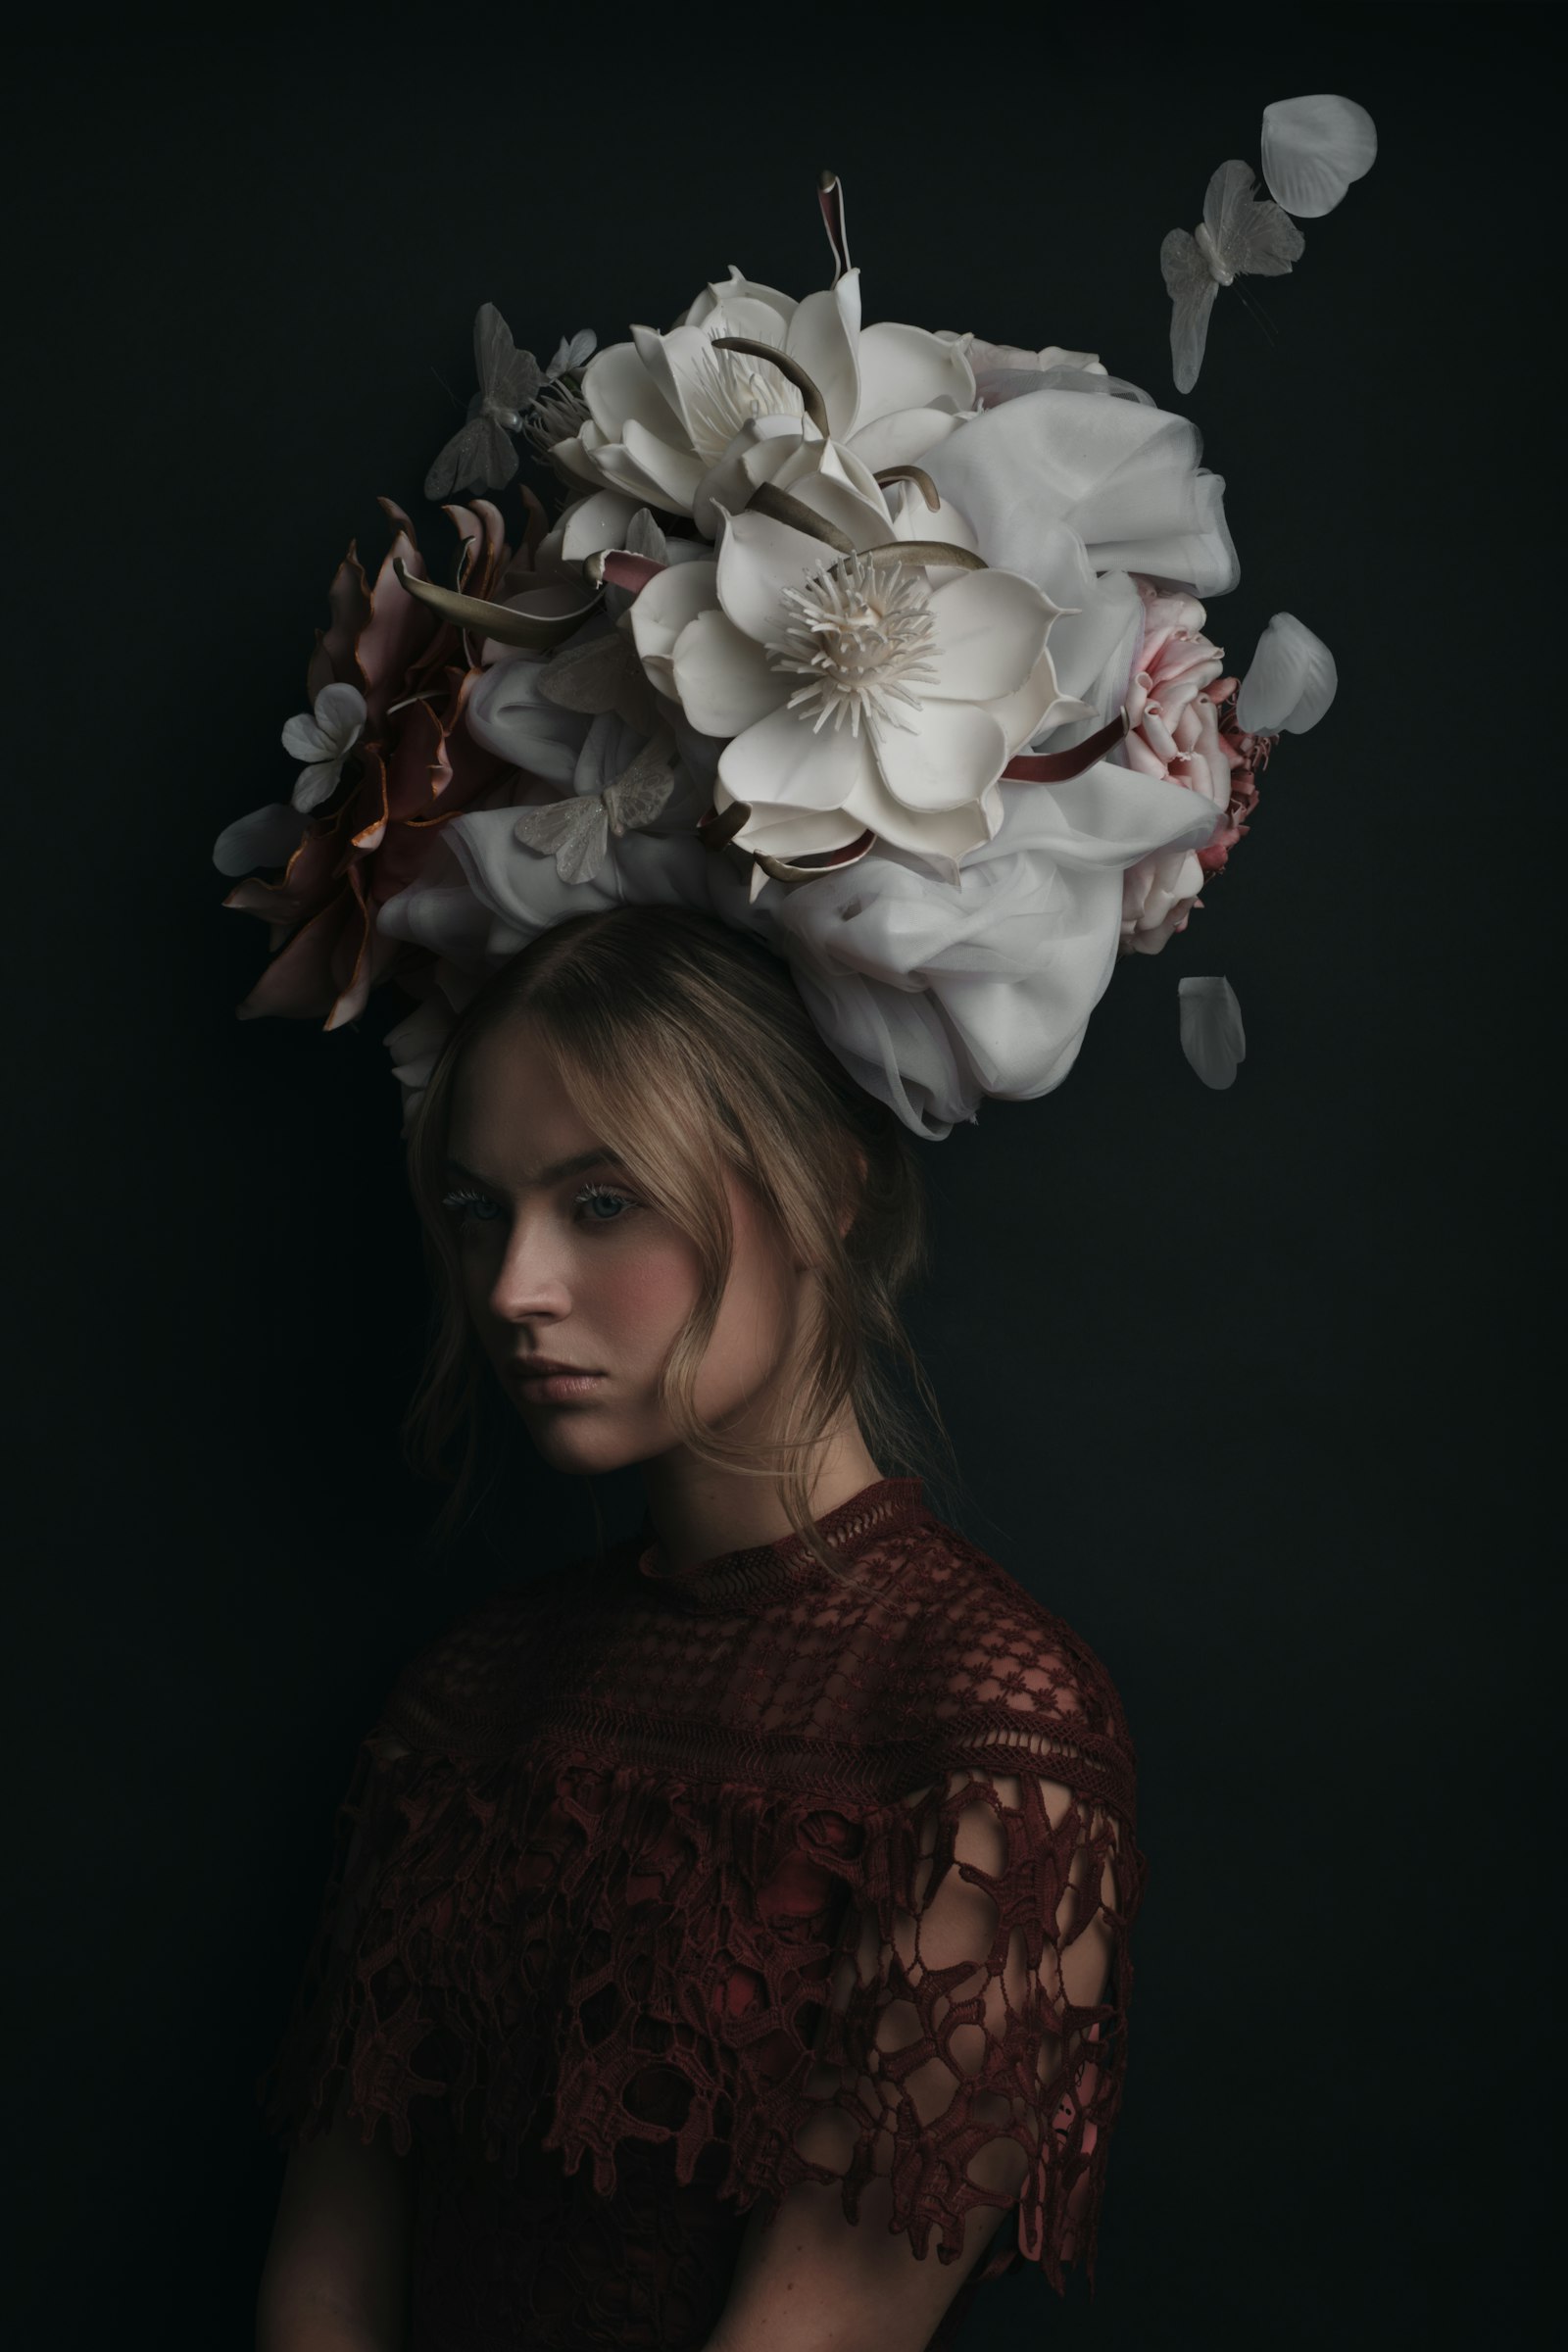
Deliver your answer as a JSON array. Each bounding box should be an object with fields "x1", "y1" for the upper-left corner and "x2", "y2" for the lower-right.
[
  {"x1": 512, "y1": 795, "x2": 611, "y2": 884},
  {"x1": 1204, "y1": 158, "x2": 1305, "y2": 279},
  {"x1": 423, "y1": 407, "x2": 520, "y2": 500},
  {"x1": 473, "y1": 302, "x2": 541, "y2": 416},
  {"x1": 602, "y1": 732, "x2": 679, "y2": 836},
  {"x1": 1160, "y1": 226, "x2": 1220, "y2": 396}
]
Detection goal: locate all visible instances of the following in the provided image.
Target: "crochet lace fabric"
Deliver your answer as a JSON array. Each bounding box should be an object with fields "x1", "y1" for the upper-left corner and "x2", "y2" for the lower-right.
[{"x1": 257, "y1": 1479, "x2": 1149, "y2": 2351}]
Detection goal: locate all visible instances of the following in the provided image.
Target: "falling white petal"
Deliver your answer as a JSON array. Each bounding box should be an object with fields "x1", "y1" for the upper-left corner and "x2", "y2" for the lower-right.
[
  {"x1": 1261, "y1": 95, "x2": 1378, "y2": 219},
  {"x1": 1179, "y1": 975, "x2": 1246, "y2": 1089},
  {"x1": 1235, "y1": 612, "x2": 1338, "y2": 734}
]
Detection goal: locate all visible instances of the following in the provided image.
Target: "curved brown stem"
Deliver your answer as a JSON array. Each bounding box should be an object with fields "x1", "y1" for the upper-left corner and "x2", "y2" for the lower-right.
[{"x1": 708, "y1": 336, "x2": 831, "y2": 439}]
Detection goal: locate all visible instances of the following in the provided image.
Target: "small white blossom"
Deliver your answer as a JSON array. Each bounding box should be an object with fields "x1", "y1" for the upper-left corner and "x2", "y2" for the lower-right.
[{"x1": 281, "y1": 682, "x2": 368, "y2": 813}]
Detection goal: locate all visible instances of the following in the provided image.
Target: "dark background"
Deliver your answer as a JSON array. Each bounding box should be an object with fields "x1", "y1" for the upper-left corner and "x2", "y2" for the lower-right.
[{"x1": 9, "y1": 5, "x2": 1555, "y2": 2345}]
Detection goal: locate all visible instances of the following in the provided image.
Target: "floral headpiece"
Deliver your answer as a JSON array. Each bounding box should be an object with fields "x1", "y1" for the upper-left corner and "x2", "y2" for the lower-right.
[{"x1": 215, "y1": 108, "x2": 1372, "y2": 1139}]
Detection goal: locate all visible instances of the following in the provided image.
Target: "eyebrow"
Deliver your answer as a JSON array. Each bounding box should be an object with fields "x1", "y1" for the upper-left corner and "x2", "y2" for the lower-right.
[{"x1": 444, "y1": 1148, "x2": 627, "y2": 1194}]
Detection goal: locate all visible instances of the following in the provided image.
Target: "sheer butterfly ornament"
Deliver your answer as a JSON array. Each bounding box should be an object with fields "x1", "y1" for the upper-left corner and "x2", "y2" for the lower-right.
[{"x1": 215, "y1": 127, "x2": 1370, "y2": 1128}]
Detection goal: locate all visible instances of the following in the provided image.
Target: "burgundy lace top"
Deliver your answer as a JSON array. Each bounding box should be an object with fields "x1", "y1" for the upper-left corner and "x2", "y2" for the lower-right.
[{"x1": 257, "y1": 1478, "x2": 1149, "y2": 2351}]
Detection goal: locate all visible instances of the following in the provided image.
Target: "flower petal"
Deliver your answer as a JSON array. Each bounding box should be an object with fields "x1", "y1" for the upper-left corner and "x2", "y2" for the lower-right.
[
  {"x1": 714, "y1": 509, "x2": 838, "y2": 646},
  {"x1": 721, "y1": 798, "x2": 868, "y2": 862},
  {"x1": 923, "y1": 570, "x2": 1054, "y2": 703},
  {"x1": 627, "y1": 556, "x2": 719, "y2": 696},
  {"x1": 621, "y1": 417, "x2": 706, "y2": 514},
  {"x1": 560, "y1": 488, "x2": 642, "y2": 563},
  {"x1": 582, "y1": 339, "x2": 682, "y2": 440},
  {"x1": 280, "y1": 712, "x2": 328, "y2": 761},
  {"x1": 854, "y1": 321, "x2": 976, "y2": 426},
  {"x1": 869, "y1": 701, "x2": 1007, "y2": 812},
  {"x1": 784, "y1": 274, "x2": 862, "y2": 439},
  {"x1": 1260, "y1": 95, "x2": 1377, "y2": 219},
  {"x1": 313, "y1": 681, "x2": 368, "y2": 744},
  {"x1": 1234, "y1": 612, "x2": 1337, "y2": 733},
  {"x1": 683, "y1": 269, "x2": 798, "y2": 331},
  {"x1": 213, "y1": 802, "x2": 306, "y2": 877},
  {"x1": 718, "y1": 698, "x2": 878, "y2": 813},
  {"x1": 1178, "y1": 975, "x2": 1246, "y2": 1088},
  {"x1": 670, "y1": 608, "x2": 791, "y2": 738},
  {"x1": 843, "y1": 406, "x2": 968, "y2": 474}
]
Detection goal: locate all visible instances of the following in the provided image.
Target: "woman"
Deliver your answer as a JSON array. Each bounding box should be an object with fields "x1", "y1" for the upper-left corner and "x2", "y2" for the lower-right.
[{"x1": 253, "y1": 902, "x2": 1143, "y2": 2352}]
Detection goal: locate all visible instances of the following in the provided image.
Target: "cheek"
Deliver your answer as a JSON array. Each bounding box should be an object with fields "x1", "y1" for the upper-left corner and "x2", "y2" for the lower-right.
[{"x1": 589, "y1": 1238, "x2": 701, "y2": 1351}]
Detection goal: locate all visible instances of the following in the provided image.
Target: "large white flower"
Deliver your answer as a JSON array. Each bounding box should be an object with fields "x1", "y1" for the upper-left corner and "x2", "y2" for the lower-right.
[
  {"x1": 552, "y1": 265, "x2": 975, "y2": 538},
  {"x1": 628, "y1": 447, "x2": 1096, "y2": 883}
]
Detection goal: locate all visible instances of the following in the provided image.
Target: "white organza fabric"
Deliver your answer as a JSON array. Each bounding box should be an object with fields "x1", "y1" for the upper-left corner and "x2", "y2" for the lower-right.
[{"x1": 375, "y1": 380, "x2": 1239, "y2": 1141}]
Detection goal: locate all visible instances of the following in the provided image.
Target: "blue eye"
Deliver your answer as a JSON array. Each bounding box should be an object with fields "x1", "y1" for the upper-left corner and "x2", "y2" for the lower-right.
[{"x1": 439, "y1": 1181, "x2": 641, "y2": 1233}]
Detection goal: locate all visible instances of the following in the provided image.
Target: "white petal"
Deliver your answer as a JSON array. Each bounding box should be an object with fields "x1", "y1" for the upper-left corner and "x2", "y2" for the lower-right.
[
  {"x1": 587, "y1": 440, "x2": 681, "y2": 509},
  {"x1": 843, "y1": 406, "x2": 968, "y2": 473},
  {"x1": 869, "y1": 701, "x2": 1007, "y2": 812},
  {"x1": 1235, "y1": 612, "x2": 1337, "y2": 733},
  {"x1": 853, "y1": 321, "x2": 975, "y2": 427},
  {"x1": 621, "y1": 417, "x2": 706, "y2": 513},
  {"x1": 985, "y1": 645, "x2": 1098, "y2": 759},
  {"x1": 213, "y1": 801, "x2": 305, "y2": 876},
  {"x1": 692, "y1": 415, "x2": 811, "y2": 537},
  {"x1": 718, "y1": 698, "x2": 878, "y2": 813},
  {"x1": 765, "y1": 437, "x2": 893, "y2": 548},
  {"x1": 1261, "y1": 94, "x2": 1378, "y2": 219},
  {"x1": 1179, "y1": 975, "x2": 1247, "y2": 1089},
  {"x1": 627, "y1": 556, "x2": 719, "y2": 694},
  {"x1": 280, "y1": 711, "x2": 328, "y2": 761},
  {"x1": 550, "y1": 432, "x2": 616, "y2": 492},
  {"x1": 291, "y1": 758, "x2": 343, "y2": 813},
  {"x1": 724, "y1": 800, "x2": 869, "y2": 861},
  {"x1": 714, "y1": 509, "x2": 838, "y2": 645},
  {"x1": 560, "y1": 488, "x2": 642, "y2": 563},
  {"x1": 313, "y1": 681, "x2": 368, "y2": 745},
  {"x1": 784, "y1": 277, "x2": 862, "y2": 438},
  {"x1": 923, "y1": 569, "x2": 1054, "y2": 703},
  {"x1": 684, "y1": 270, "x2": 798, "y2": 332},
  {"x1": 583, "y1": 339, "x2": 682, "y2": 440},
  {"x1": 670, "y1": 608, "x2": 791, "y2": 737}
]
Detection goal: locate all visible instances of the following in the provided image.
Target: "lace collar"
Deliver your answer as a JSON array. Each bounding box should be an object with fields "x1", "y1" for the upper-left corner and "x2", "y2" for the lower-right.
[{"x1": 633, "y1": 1476, "x2": 928, "y2": 1612}]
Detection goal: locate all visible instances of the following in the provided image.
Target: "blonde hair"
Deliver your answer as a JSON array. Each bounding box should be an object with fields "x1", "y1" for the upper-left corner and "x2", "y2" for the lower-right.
[{"x1": 399, "y1": 903, "x2": 963, "y2": 1588}]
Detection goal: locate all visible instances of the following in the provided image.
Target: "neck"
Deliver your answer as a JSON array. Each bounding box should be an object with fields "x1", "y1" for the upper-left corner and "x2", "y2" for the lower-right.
[{"x1": 639, "y1": 1399, "x2": 885, "y2": 1577}]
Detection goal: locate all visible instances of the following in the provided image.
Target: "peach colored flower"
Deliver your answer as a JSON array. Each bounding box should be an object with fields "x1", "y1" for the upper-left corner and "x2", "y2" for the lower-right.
[{"x1": 1117, "y1": 581, "x2": 1275, "y2": 956}]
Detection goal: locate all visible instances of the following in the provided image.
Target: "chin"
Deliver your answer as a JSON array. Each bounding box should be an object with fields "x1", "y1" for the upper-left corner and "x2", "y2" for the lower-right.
[{"x1": 520, "y1": 1410, "x2": 646, "y2": 1477}]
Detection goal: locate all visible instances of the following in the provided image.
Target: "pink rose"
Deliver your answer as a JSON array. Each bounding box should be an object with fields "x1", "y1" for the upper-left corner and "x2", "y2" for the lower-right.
[{"x1": 1117, "y1": 580, "x2": 1275, "y2": 956}]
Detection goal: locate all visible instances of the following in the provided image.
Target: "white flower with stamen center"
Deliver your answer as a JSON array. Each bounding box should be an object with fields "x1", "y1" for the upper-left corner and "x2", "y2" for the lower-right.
[
  {"x1": 682, "y1": 344, "x2": 807, "y2": 462},
  {"x1": 551, "y1": 264, "x2": 975, "y2": 532},
  {"x1": 767, "y1": 554, "x2": 939, "y2": 738},
  {"x1": 630, "y1": 488, "x2": 1101, "y2": 882}
]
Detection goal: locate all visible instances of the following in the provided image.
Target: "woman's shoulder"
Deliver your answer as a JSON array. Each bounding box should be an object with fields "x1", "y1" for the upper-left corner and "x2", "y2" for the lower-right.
[{"x1": 895, "y1": 1505, "x2": 1140, "y2": 1772}]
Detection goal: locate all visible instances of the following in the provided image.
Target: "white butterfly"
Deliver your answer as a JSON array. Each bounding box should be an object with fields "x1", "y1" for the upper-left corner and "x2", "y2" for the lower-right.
[
  {"x1": 1160, "y1": 160, "x2": 1305, "y2": 395},
  {"x1": 511, "y1": 729, "x2": 680, "y2": 885},
  {"x1": 424, "y1": 304, "x2": 543, "y2": 501},
  {"x1": 1178, "y1": 976, "x2": 1247, "y2": 1090}
]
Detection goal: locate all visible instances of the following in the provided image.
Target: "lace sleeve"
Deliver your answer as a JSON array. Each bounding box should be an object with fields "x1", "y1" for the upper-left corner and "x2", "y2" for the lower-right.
[
  {"x1": 254, "y1": 1724, "x2": 421, "y2": 2156},
  {"x1": 725, "y1": 1691, "x2": 1147, "y2": 2297}
]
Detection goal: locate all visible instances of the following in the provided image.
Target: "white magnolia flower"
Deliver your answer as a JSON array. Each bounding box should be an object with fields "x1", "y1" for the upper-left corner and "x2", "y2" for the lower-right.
[
  {"x1": 281, "y1": 682, "x2": 367, "y2": 813},
  {"x1": 628, "y1": 445, "x2": 1096, "y2": 882},
  {"x1": 552, "y1": 265, "x2": 975, "y2": 538}
]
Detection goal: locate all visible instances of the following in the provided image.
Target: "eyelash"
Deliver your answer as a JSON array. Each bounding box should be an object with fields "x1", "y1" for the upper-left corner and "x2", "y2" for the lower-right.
[{"x1": 439, "y1": 1179, "x2": 642, "y2": 1234}]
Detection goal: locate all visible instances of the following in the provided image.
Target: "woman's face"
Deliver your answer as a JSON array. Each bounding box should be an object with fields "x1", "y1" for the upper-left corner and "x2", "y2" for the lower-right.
[{"x1": 441, "y1": 1014, "x2": 807, "y2": 1475}]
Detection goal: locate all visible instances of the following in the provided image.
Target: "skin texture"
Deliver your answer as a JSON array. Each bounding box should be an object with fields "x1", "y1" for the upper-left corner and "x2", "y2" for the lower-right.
[{"x1": 444, "y1": 1013, "x2": 884, "y2": 1573}]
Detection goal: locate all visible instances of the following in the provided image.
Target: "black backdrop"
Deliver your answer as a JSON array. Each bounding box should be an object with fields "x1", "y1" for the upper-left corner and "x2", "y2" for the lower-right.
[{"x1": 9, "y1": 7, "x2": 1555, "y2": 2346}]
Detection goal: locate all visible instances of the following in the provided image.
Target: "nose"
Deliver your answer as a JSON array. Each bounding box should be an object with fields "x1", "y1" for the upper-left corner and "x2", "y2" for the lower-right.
[{"x1": 483, "y1": 1211, "x2": 574, "y2": 1328}]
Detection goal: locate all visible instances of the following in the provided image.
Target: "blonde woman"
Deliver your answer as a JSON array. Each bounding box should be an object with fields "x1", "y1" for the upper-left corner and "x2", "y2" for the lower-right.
[{"x1": 254, "y1": 904, "x2": 1142, "y2": 2352}]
